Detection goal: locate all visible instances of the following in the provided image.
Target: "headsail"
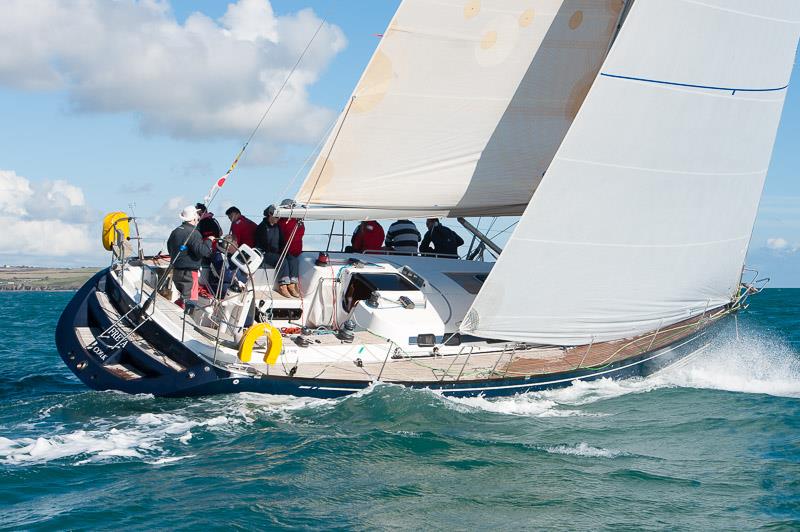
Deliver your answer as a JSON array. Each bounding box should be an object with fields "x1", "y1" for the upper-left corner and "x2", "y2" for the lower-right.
[
  {"x1": 292, "y1": 0, "x2": 625, "y2": 220},
  {"x1": 462, "y1": 0, "x2": 800, "y2": 345}
]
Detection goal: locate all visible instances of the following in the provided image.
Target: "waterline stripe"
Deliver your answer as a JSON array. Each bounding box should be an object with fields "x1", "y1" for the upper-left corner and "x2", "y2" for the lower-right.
[{"x1": 600, "y1": 73, "x2": 789, "y2": 95}]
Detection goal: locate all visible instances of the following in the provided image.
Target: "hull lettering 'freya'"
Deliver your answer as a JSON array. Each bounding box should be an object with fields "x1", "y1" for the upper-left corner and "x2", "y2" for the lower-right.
[{"x1": 57, "y1": 1, "x2": 800, "y2": 398}]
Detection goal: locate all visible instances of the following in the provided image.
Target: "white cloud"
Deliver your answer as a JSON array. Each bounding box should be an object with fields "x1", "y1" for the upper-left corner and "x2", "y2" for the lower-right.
[
  {"x1": 0, "y1": 170, "x2": 32, "y2": 216},
  {"x1": 0, "y1": 219, "x2": 92, "y2": 257},
  {"x1": 0, "y1": 172, "x2": 190, "y2": 264},
  {"x1": 221, "y1": 0, "x2": 279, "y2": 42},
  {"x1": 0, "y1": 0, "x2": 346, "y2": 148},
  {"x1": 766, "y1": 237, "x2": 789, "y2": 250},
  {"x1": 0, "y1": 170, "x2": 96, "y2": 259}
]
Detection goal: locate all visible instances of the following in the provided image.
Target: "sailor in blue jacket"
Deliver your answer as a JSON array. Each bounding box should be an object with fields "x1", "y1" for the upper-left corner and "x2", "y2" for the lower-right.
[{"x1": 420, "y1": 218, "x2": 464, "y2": 258}]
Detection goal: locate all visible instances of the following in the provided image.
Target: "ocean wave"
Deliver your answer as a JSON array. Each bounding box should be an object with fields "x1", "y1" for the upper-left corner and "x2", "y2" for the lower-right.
[
  {"x1": 446, "y1": 330, "x2": 800, "y2": 414},
  {"x1": 543, "y1": 442, "x2": 623, "y2": 458},
  {"x1": 228, "y1": 392, "x2": 336, "y2": 423},
  {"x1": 0, "y1": 389, "x2": 343, "y2": 466},
  {"x1": 655, "y1": 333, "x2": 800, "y2": 398},
  {"x1": 442, "y1": 376, "x2": 666, "y2": 417},
  {"x1": 537, "y1": 376, "x2": 667, "y2": 405},
  {"x1": 0, "y1": 412, "x2": 230, "y2": 465},
  {"x1": 445, "y1": 394, "x2": 593, "y2": 417}
]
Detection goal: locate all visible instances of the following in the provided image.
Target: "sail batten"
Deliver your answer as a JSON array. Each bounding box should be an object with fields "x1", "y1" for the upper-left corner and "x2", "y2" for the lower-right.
[
  {"x1": 294, "y1": 0, "x2": 625, "y2": 219},
  {"x1": 461, "y1": 0, "x2": 800, "y2": 345}
]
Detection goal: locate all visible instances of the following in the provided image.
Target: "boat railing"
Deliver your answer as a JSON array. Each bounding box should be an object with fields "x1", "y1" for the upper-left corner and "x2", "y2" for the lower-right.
[
  {"x1": 573, "y1": 297, "x2": 742, "y2": 371},
  {"x1": 576, "y1": 336, "x2": 595, "y2": 370}
]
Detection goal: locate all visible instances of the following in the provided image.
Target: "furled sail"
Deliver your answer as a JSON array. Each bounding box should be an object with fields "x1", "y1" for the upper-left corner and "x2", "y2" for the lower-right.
[
  {"x1": 292, "y1": 0, "x2": 626, "y2": 220},
  {"x1": 461, "y1": 0, "x2": 800, "y2": 345}
]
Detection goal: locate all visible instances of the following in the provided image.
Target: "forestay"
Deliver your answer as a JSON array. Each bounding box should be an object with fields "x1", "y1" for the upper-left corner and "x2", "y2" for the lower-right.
[
  {"x1": 462, "y1": 0, "x2": 800, "y2": 345},
  {"x1": 292, "y1": 0, "x2": 625, "y2": 220}
]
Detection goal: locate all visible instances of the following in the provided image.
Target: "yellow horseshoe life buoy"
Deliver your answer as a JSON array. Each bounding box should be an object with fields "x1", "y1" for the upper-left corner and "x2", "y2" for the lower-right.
[
  {"x1": 102, "y1": 212, "x2": 129, "y2": 251},
  {"x1": 238, "y1": 323, "x2": 283, "y2": 365}
]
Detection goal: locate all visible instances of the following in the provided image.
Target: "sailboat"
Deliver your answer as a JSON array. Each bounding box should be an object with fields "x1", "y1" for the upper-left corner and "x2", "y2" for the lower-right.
[{"x1": 56, "y1": 0, "x2": 799, "y2": 398}]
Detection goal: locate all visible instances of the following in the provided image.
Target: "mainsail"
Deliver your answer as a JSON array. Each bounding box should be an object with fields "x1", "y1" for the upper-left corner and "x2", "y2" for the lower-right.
[
  {"x1": 462, "y1": 0, "x2": 800, "y2": 344},
  {"x1": 293, "y1": 0, "x2": 626, "y2": 220}
]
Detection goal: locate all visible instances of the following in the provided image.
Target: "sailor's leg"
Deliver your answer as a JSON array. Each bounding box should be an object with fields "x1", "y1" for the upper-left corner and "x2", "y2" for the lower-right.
[
  {"x1": 286, "y1": 254, "x2": 299, "y2": 283},
  {"x1": 189, "y1": 270, "x2": 199, "y2": 301},
  {"x1": 172, "y1": 269, "x2": 193, "y2": 306},
  {"x1": 286, "y1": 255, "x2": 301, "y2": 297}
]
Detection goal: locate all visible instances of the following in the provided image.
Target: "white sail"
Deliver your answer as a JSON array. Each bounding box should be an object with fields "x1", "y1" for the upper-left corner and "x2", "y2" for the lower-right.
[
  {"x1": 293, "y1": 0, "x2": 625, "y2": 220},
  {"x1": 462, "y1": 0, "x2": 800, "y2": 344}
]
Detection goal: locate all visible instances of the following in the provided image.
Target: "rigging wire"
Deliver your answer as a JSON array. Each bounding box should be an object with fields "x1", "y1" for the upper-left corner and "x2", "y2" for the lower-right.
[
  {"x1": 276, "y1": 115, "x2": 338, "y2": 201},
  {"x1": 488, "y1": 220, "x2": 518, "y2": 240},
  {"x1": 244, "y1": 19, "x2": 328, "y2": 149},
  {"x1": 139, "y1": 10, "x2": 332, "y2": 315},
  {"x1": 266, "y1": 95, "x2": 356, "y2": 292},
  {"x1": 203, "y1": 12, "x2": 331, "y2": 207}
]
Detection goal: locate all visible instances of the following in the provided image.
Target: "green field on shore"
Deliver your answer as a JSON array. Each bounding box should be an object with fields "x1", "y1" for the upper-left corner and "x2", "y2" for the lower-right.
[{"x1": 0, "y1": 267, "x2": 100, "y2": 291}]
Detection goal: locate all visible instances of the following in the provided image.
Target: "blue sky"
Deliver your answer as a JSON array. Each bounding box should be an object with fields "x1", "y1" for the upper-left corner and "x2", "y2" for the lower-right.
[{"x1": 0, "y1": 0, "x2": 798, "y2": 286}]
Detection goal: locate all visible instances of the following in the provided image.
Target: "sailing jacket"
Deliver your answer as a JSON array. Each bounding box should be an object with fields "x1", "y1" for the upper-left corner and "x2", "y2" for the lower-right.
[
  {"x1": 197, "y1": 213, "x2": 222, "y2": 239},
  {"x1": 351, "y1": 221, "x2": 385, "y2": 252},
  {"x1": 255, "y1": 219, "x2": 286, "y2": 255},
  {"x1": 420, "y1": 223, "x2": 464, "y2": 257},
  {"x1": 230, "y1": 216, "x2": 258, "y2": 248},
  {"x1": 167, "y1": 222, "x2": 213, "y2": 270},
  {"x1": 278, "y1": 218, "x2": 305, "y2": 256},
  {"x1": 385, "y1": 219, "x2": 421, "y2": 253}
]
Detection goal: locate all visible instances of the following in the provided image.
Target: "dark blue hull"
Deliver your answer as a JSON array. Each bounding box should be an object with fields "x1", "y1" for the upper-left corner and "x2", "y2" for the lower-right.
[{"x1": 56, "y1": 269, "x2": 727, "y2": 399}]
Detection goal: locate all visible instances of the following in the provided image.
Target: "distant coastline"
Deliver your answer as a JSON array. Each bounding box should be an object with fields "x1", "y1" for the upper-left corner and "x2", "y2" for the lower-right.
[{"x1": 0, "y1": 267, "x2": 100, "y2": 292}]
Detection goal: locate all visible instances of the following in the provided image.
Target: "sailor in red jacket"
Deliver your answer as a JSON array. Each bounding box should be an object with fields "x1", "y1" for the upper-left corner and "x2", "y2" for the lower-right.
[
  {"x1": 277, "y1": 199, "x2": 305, "y2": 297},
  {"x1": 225, "y1": 206, "x2": 257, "y2": 249},
  {"x1": 349, "y1": 220, "x2": 385, "y2": 253}
]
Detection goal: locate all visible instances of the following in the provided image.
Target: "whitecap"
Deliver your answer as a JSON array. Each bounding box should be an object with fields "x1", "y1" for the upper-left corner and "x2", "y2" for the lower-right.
[
  {"x1": 447, "y1": 394, "x2": 590, "y2": 417},
  {"x1": 148, "y1": 455, "x2": 195, "y2": 465},
  {"x1": 535, "y1": 377, "x2": 667, "y2": 406},
  {"x1": 654, "y1": 334, "x2": 800, "y2": 398},
  {"x1": 1, "y1": 431, "x2": 146, "y2": 464},
  {"x1": 0, "y1": 411, "x2": 235, "y2": 465},
  {"x1": 225, "y1": 392, "x2": 336, "y2": 423},
  {"x1": 544, "y1": 442, "x2": 622, "y2": 458}
]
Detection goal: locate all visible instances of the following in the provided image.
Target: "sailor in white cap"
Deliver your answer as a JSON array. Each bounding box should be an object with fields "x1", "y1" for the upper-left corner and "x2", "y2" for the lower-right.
[{"x1": 166, "y1": 205, "x2": 213, "y2": 307}]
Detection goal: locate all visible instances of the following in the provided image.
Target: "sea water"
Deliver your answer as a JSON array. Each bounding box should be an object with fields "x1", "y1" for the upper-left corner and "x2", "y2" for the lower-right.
[{"x1": 0, "y1": 290, "x2": 798, "y2": 530}]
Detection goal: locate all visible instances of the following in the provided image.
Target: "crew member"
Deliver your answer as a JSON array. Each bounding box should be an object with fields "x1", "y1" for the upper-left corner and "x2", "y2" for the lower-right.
[
  {"x1": 420, "y1": 218, "x2": 464, "y2": 258},
  {"x1": 195, "y1": 203, "x2": 222, "y2": 241},
  {"x1": 347, "y1": 220, "x2": 384, "y2": 253},
  {"x1": 385, "y1": 219, "x2": 421, "y2": 254},
  {"x1": 192, "y1": 203, "x2": 221, "y2": 298},
  {"x1": 167, "y1": 205, "x2": 213, "y2": 307},
  {"x1": 255, "y1": 205, "x2": 294, "y2": 298},
  {"x1": 225, "y1": 206, "x2": 257, "y2": 249},
  {"x1": 277, "y1": 199, "x2": 304, "y2": 298}
]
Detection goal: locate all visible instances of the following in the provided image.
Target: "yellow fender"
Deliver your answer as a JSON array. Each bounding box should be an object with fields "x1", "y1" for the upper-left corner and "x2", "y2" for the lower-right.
[
  {"x1": 238, "y1": 322, "x2": 283, "y2": 365},
  {"x1": 102, "y1": 212, "x2": 129, "y2": 251}
]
